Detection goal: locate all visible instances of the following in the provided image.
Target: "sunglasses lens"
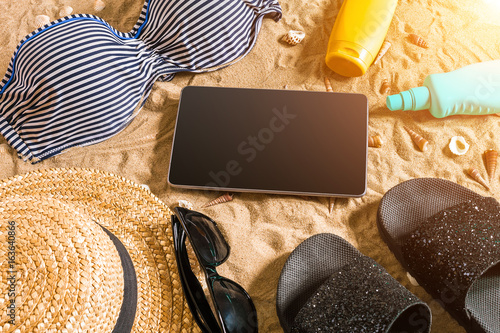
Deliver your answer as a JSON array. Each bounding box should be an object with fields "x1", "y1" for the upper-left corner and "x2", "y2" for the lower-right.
[
  {"x1": 213, "y1": 278, "x2": 258, "y2": 333},
  {"x1": 184, "y1": 211, "x2": 229, "y2": 265}
]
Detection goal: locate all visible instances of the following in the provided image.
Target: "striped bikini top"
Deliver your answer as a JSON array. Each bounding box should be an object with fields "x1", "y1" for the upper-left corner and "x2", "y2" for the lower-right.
[{"x1": 0, "y1": 0, "x2": 282, "y2": 163}]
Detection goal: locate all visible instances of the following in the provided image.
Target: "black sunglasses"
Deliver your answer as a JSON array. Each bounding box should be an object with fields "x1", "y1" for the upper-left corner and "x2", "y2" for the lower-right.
[{"x1": 172, "y1": 207, "x2": 258, "y2": 333}]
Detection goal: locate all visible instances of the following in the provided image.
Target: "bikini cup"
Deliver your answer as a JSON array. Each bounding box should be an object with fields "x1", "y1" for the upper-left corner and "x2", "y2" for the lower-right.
[{"x1": 0, "y1": 0, "x2": 282, "y2": 163}]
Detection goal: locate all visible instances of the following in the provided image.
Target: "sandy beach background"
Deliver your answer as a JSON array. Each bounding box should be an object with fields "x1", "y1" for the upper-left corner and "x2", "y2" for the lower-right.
[{"x1": 0, "y1": 0, "x2": 500, "y2": 331}]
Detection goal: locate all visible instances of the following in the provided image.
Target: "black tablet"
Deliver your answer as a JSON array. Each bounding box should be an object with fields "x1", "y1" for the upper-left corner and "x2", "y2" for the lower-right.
[{"x1": 168, "y1": 86, "x2": 368, "y2": 197}]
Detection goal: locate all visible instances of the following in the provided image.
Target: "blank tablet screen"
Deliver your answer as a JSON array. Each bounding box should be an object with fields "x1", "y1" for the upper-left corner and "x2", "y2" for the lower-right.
[{"x1": 168, "y1": 86, "x2": 368, "y2": 197}]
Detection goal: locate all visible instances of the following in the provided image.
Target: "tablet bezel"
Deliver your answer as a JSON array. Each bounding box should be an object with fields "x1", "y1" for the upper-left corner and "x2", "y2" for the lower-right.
[{"x1": 168, "y1": 86, "x2": 368, "y2": 197}]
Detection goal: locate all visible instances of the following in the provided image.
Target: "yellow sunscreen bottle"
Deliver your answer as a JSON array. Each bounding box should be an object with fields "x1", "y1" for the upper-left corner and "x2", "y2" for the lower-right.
[{"x1": 325, "y1": 0, "x2": 398, "y2": 77}]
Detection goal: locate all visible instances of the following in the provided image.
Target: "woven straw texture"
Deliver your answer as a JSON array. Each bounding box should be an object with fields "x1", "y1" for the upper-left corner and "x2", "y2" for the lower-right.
[{"x1": 0, "y1": 168, "x2": 200, "y2": 333}]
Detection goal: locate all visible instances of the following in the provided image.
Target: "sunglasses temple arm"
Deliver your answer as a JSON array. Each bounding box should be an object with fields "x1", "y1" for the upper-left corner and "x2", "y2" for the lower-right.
[{"x1": 172, "y1": 217, "x2": 222, "y2": 333}]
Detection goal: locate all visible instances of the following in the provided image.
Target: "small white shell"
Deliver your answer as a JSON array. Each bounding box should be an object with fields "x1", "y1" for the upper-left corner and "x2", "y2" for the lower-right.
[
  {"x1": 178, "y1": 200, "x2": 194, "y2": 210},
  {"x1": 94, "y1": 0, "x2": 106, "y2": 11},
  {"x1": 35, "y1": 15, "x2": 51, "y2": 28},
  {"x1": 449, "y1": 136, "x2": 469, "y2": 155},
  {"x1": 282, "y1": 30, "x2": 305, "y2": 46},
  {"x1": 139, "y1": 184, "x2": 151, "y2": 191},
  {"x1": 59, "y1": 6, "x2": 74, "y2": 17},
  {"x1": 407, "y1": 272, "x2": 419, "y2": 286}
]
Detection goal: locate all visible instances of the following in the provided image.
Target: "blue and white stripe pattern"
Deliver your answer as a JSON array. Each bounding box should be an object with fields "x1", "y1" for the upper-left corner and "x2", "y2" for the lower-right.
[{"x1": 0, "y1": 0, "x2": 282, "y2": 162}]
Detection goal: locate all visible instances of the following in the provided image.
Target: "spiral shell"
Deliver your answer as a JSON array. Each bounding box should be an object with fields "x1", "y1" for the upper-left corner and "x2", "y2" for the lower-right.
[
  {"x1": 329, "y1": 197, "x2": 336, "y2": 214},
  {"x1": 59, "y1": 5, "x2": 73, "y2": 17},
  {"x1": 404, "y1": 126, "x2": 428, "y2": 152},
  {"x1": 282, "y1": 30, "x2": 305, "y2": 46},
  {"x1": 202, "y1": 193, "x2": 233, "y2": 208},
  {"x1": 409, "y1": 34, "x2": 429, "y2": 48},
  {"x1": 373, "y1": 40, "x2": 391, "y2": 65},
  {"x1": 468, "y1": 167, "x2": 489, "y2": 190},
  {"x1": 324, "y1": 77, "x2": 333, "y2": 92},
  {"x1": 380, "y1": 79, "x2": 391, "y2": 94},
  {"x1": 448, "y1": 136, "x2": 469, "y2": 155},
  {"x1": 484, "y1": 149, "x2": 498, "y2": 179},
  {"x1": 35, "y1": 15, "x2": 50, "y2": 28},
  {"x1": 94, "y1": 0, "x2": 106, "y2": 11},
  {"x1": 368, "y1": 135, "x2": 383, "y2": 148}
]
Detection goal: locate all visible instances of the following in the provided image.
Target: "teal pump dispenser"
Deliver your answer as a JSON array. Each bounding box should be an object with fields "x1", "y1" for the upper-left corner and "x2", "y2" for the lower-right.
[{"x1": 387, "y1": 60, "x2": 500, "y2": 118}]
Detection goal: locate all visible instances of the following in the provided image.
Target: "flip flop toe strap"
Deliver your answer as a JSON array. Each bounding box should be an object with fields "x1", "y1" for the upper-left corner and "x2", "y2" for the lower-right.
[
  {"x1": 402, "y1": 197, "x2": 500, "y2": 320},
  {"x1": 291, "y1": 255, "x2": 430, "y2": 333}
]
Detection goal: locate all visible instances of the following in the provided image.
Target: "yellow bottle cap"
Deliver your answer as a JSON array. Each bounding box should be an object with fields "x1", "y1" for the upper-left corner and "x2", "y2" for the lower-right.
[{"x1": 325, "y1": 41, "x2": 374, "y2": 77}]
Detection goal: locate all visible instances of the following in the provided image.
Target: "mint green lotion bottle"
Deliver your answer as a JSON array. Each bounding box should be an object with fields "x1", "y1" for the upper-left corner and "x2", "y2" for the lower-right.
[{"x1": 386, "y1": 60, "x2": 500, "y2": 118}]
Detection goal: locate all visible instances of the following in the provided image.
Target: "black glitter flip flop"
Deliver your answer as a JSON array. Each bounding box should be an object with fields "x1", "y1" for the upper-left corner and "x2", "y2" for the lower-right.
[
  {"x1": 276, "y1": 233, "x2": 431, "y2": 333},
  {"x1": 378, "y1": 178, "x2": 500, "y2": 333}
]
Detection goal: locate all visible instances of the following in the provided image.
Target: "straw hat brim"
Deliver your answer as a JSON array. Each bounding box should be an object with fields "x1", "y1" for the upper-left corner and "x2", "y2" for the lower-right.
[{"x1": 0, "y1": 168, "x2": 200, "y2": 332}]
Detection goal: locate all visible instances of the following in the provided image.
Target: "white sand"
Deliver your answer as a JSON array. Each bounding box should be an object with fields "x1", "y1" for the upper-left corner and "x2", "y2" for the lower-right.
[{"x1": 1, "y1": 0, "x2": 500, "y2": 331}]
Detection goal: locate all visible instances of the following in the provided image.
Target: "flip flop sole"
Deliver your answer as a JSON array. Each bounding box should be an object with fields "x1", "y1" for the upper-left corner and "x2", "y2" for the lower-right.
[
  {"x1": 276, "y1": 233, "x2": 431, "y2": 333},
  {"x1": 378, "y1": 178, "x2": 500, "y2": 333},
  {"x1": 276, "y1": 233, "x2": 361, "y2": 332}
]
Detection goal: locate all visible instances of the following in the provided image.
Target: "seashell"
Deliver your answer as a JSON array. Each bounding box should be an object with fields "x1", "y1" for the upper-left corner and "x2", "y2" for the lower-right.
[
  {"x1": 282, "y1": 30, "x2": 305, "y2": 46},
  {"x1": 94, "y1": 0, "x2": 106, "y2": 11},
  {"x1": 324, "y1": 77, "x2": 333, "y2": 92},
  {"x1": 407, "y1": 272, "x2": 419, "y2": 286},
  {"x1": 202, "y1": 193, "x2": 233, "y2": 208},
  {"x1": 329, "y1": 197, "x2": 335, "y2": 214},
  {"x1": 178, "y1": 199, "x2": 194, "y2": 210},
  {"x1": 467, "y1": 167, "x2": 489, "y2": 190},
  {"x1": 494, "y1": 113, "x2": 500, "y2": 118},
  {"x1": 409, "y1": 33, "x2": 429, "y2": 48},
  {"x1": 325, "y1": 76, "x2": 333, "y2": 92},
  {"x1": 380, "y1": 79, "x2": 391, "y2": 94},
  {"x1": 484, "y1": 149, "x2": 498, "y2": 179},
  {"x1": 0, "y1": 143, "x2": 10, "y2": 154},
  {"x1": 404, "y1": 126, "x2": 428, "y2": 152},
  {"x1": 35, "y1": 15, "x2": 51, "y2": 28},
  {"x1": 59, "y1": 5, "x2": 73, "y2": 17},
  {"x1": 368, "y1": 135, "x2": 383, "y2": 148},
  {"x1": 448, "y1": 136, "x2": 469, "y2": 155},
  {"x1": 373, "y1": 40, "x2": 391, "y2": 65}
]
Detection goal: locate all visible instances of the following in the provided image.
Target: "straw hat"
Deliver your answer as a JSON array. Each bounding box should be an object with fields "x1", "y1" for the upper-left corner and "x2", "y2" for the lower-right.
[{"x1": 0, "y1": 168, "x2": 200, "y2": 332}]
